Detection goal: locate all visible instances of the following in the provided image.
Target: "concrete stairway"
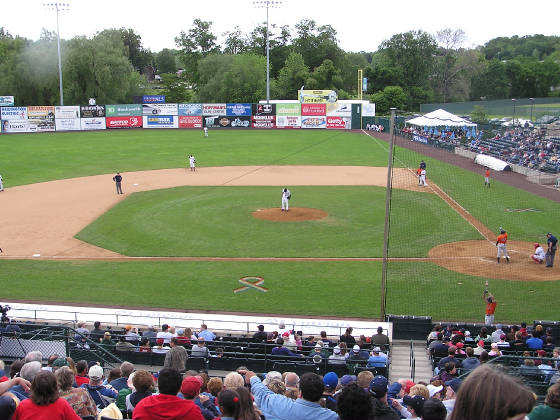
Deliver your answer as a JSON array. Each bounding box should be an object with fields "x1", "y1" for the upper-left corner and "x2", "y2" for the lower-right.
[{"x1": 389, "y1": 340, "x2": 433, "y2": 383}]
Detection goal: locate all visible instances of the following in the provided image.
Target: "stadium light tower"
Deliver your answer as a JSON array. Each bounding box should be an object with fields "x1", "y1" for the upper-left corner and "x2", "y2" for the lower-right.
[
  {"x1": 511, "y1": 98, "x2": 516, "y2": 127},
  {"x1": 253, "y1": 0, "x2": 282, "y2": 104},
  {"x1": 43, "y1": 2, "x2": 70, "y2": 106}
]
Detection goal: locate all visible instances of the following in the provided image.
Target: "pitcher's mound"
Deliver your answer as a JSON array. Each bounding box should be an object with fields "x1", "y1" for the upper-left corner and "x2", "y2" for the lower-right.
[{"x1": 252, "y1": 207, "x2": 328, "y2": 222}]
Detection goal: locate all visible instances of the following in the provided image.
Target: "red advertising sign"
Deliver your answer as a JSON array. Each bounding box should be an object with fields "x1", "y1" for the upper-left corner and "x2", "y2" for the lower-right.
[
  {"x1": 252, "y1": 115, "x2": 276, "y2": 128},
  {"x1": 301, "y1": 103, "x2": 326, "y2": 116},
  {"x1": 106, "y1": 116, "x2": 142, "y2": 128},
  {"x1": 179, "y1": 116, "x2": 203, "y2": 128},
  {"x1": 326, "y1": 116, "x2": 350, "y2": 129}
]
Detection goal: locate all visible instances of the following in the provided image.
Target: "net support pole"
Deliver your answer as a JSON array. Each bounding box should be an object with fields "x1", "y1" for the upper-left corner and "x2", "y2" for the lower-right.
[{"x1": 380, "y1": 108, "x2": 396, "y2": 321}]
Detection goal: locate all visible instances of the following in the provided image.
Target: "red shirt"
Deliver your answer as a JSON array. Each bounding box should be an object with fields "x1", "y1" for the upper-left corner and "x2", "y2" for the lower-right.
[
  {"x1": 75, "y1": 375, "x2": 89, "y2": 387},
  {"x1": 132, "y1": 394, "x2": 204, "y2": 420},
  {"x1": 486, "y1": 302, "x2": 497, "y2": 315},
  {"x1": 14, "y1": 397, "x2": 81, "y2": 420},
  {"x1": 485, "y1": 170, "x2": 490, "y2": 177}
]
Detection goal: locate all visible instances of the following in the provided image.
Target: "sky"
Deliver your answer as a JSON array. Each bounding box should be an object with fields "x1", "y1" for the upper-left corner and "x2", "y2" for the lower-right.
[{"x1": 2, "y1": 0, "x2": 559, "y2": 53}]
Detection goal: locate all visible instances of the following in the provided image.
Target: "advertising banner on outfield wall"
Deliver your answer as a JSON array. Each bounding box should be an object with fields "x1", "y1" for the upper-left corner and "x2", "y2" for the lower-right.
[
  {"x1": 55, "y1": 118, "x2": 81, "y2": 131},
  {"x1": 252, "y1": 103, "x2": 276, "y2": 116},
  {"x1": 143, "y1": 115, "x2": 179, "y2": 129},
  {"x1": 226, "y1": 103, "x2": 251, "y2": 116},
  {"x1": 143, "y1": 95, "x2": 165, "y2": 104},
  {"x1": 0, "y1": 96, "x2": 15, "y2": 106},
  {"x1": 203, "y1": 103, "x2": 226, "y2": 116},
  {"x1": 178, "y1": 103, "x2": 203, "y2": 116},
  {"x1": 80, "y1": 105, "x2": 105, "y2": 118},
  {"x1": 300, "y1": 89, "x2": 337, "y2": 103},
  {"x1": 55, "y1": 106, "x2": 80, "y2": 119},
  {"x1": 276, "y1": 115, "x2": 301, "y2": 129},
  {"x1": 326, "y1": 102, "x2": 352, "y2": 117},
  {"x1": 27, "y1": 106, "x2": 55, "y2": 132},
  {"x1": 80, "y1": 118, "x2": 106, "y2": 130},
  {"x1": 203, "y1": 115, "x2": 251, "y2": 128},
  {"x1": 1, "y1": 119, "x2": 30, "y2": 133},
  {"x1": 179, "y1": 115, "x2": 203, "y2": 128},
  {"x1": 362, "y1": 103, "x2": 375, "y2": 117},
  {"x1": 301, "y1": 103, "x2": 326, "y2": 116},
  {"x1": 301, "y1": 116, "x2": 327, "y2": 129},
  {"x1": 252, "y1": 115, "x2": 276, "y2": 128},
  {"x1": 106, "y1": 104, "x2": 142, "y2": 117},
  {"x1": 1, "y1": 106, "x2": 27, "y2": 120},
  {"x1": 276, "y1": 103, "x2": 301, "y2": 116},
  {"x1": 326, "y1": 116, "x2": 351, "y2": 129},
  {"x1": 142, "y1": 103, "x2": 178, "y2": 116},
  {"x1": 106, "y1": 116, "x2": 143, "y2": 129}
]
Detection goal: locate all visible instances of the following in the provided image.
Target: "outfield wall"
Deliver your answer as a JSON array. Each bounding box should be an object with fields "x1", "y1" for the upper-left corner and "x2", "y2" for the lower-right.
[{"x1": 0, "y1": 102, "x2": 375, "y2": 134}]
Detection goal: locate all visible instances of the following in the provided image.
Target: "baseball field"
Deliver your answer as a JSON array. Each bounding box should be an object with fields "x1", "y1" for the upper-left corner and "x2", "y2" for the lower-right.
[{"x1": 0, "y1": 129, "x2": 558, "y2": 322}]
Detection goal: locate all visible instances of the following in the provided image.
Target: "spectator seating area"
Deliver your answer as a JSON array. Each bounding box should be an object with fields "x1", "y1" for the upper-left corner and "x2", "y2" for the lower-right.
[{"x1": 471, "y1": 128, "x2": 560, "y2": 173}]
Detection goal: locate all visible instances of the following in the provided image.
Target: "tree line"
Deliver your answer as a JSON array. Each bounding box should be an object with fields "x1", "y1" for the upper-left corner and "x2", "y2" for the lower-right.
[{"x1": 0, "y1": 22, "x2": 559, "y2": 113}]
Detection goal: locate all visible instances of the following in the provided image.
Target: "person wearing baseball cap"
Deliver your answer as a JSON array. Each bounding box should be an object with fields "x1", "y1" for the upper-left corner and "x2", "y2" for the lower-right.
[
  {"x1": 81, "y1": 364, "x2": 118, "y2": 410},
  {"x1": 403, "y1": 394, "x2": 426, "y2": 419},
  {"x1": 322, "y1": 372, "x2": 339, "y2": 411},
  {"x1": 369, "y1": 376, "x2": 399, "y2": 420}
]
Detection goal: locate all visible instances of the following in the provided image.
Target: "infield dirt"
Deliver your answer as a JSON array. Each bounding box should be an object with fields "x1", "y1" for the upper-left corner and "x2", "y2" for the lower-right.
[{"x1": 0, "y1": 165, "x2": 557, "y2": 281}]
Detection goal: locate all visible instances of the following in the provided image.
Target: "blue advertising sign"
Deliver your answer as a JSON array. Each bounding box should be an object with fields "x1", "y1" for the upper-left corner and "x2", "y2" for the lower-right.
[
  {"x1": 178, "y1": 103, "x2": 203, "y2": 116},
  {"x1": 362, "y1": 77, "x2": 368, "y2": 92},
  {"x1": 226, "y1": 103, "x2": 252, "y2": 116},
  {"x1": 142, "y1": 95, "x2": 166, "y2": 104}
]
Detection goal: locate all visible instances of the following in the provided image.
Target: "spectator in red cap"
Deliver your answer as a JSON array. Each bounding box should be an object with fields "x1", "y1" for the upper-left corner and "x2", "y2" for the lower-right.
[
  {"x1": 132, "y1": 368, "x2": 203, "y2": 420},
  {"x1": 180, "y1": 376, "x2": 219, "y2": 420}
]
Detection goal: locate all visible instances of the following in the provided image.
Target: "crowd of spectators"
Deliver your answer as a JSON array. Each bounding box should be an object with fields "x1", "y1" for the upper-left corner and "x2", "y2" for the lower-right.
[
  {"x1": 484, "y1": 128, "x2": 560, "y2": 172},
  {"x1": 1, "y1": 321, "x2": 559, "y2": 419}
]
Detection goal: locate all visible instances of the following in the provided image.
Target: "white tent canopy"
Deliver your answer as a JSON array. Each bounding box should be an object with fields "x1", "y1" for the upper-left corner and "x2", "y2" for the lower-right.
[{"x1": 406, "y1": 109, "x2": 477, "y2": 127}]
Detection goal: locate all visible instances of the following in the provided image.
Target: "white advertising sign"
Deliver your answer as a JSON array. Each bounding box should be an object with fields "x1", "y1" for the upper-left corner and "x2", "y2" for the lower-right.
[
  {"x1": 142, "y1": 103, "x2": 178, "y2": 116},
  {"x1": 80, "y1": 118, "x2": 106, "y2": 130},
  {"x1": 1, "y1": 119, "x2": 30, "y2": 133},
  {"x1": 326, "y1": 102, "x2": 352, "y2": 117},
  {"x1": 55, "y1": 106, "x2": 81, "y2": 119},
  {"x1": 55, "y1": 118, "x2": 81, "y2": 131},
  {"x1": 203, "y1": 103, "x2": 227, "y2": 116},
  {"x1": 276, "y1": 115, "x2": 301, "y2": 128},
  {"x1": 1, "y1": 106, "x2": 27, "y2": 120},
  {"x1": 362, "y1": 103, "x2": 376, "y2": 117}
]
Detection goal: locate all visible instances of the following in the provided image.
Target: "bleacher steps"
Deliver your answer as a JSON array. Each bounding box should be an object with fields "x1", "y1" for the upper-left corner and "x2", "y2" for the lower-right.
[{"x1": 389, "y1": 340, "x2": 433, "y2": 383}]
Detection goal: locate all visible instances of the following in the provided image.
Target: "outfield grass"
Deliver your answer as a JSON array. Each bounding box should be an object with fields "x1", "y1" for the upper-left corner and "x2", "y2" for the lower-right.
[
  {"x1": 77, "y1": 186, "x2": 480, "y2": 257},
  {"x1": 0, "y1": 258, "x2": 555, "y2": 322},
  {"x1": 1, "y1": 130, "x2": 391, "y2": 187}
]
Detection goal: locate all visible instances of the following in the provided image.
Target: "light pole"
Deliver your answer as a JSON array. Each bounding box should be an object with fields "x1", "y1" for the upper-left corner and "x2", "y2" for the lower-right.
[
  {"x1": 253, "y1": 0, "x2": 282, "y2": 104},
  {"x1": 529, "y1": 98, "x2": 535, "y2": 122},
  {"x1": 43, "y1": 2, "x2": 70, "y2": 106},
  {"x1": 511, "y1": 98, "x2": 516, "y2": 127}
]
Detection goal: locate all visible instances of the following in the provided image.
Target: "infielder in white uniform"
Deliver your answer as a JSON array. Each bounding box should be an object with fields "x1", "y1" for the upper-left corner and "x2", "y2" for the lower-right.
[
  {"x1": 281, "y1": 188, "x2": 291, "y2": 212},
  {"x1": 419, "y1": 169, "x2": 427, "y2": 186},
  {"x1": 531, "y1": 243, "x2": 546, "y2": 263},
  {"x1": 189, "y1": 154, "x2": 196, "y2": 172},
  {"x1": 203, "y1": 127, "x2": 208, "y2": 137},
  {"x1": 0, "y1": 174, "x2": 3, "y2": 191}
]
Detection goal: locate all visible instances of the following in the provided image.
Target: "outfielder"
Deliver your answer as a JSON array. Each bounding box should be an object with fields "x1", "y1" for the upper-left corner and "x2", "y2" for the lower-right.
[
  {"x1": 484, "y1": 168, "x2": 490, "y2": 188},
  {"x1": 496, "y1": 228, "x2": 509, "y2": 263},
  {"x1": 189, "y1": 154, "x2": 196, "y2": 172},
  {"x1": 0, "y1": 174, "x2": 3, "y2": 191},
  {"x1": 281, "y1": 188, "x2": 291, "y2": 212},
  {"x1": 531, "y1": 243, "x2": 545, "y2": 264},
  {"x1": 203, "y1": 127, "x2": 208, "y2": 137}
]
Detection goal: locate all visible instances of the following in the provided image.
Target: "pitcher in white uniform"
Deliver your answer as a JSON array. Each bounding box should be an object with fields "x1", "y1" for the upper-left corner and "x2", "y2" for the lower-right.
[{"x1": 281, "y1": 188, "x2": 291, "y2": 212}]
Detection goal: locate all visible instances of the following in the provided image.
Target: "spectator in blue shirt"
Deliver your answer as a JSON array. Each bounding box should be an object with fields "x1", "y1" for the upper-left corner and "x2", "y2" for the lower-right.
[
  {"x1": 197, "y1": 324, "x2": 216, "y2": 342},
  {"x1": 526, "y1": 333, "x2": 544, "y2": 350},
  {"x1": 271, "y1": 338, "x2": 302, "y2": 358},
  {"x1": 367, "y1": 347, "x2": 388, "y2": 368},
  {"x1": 244, "y1": 370, "x2": 338, "y2": 420}
]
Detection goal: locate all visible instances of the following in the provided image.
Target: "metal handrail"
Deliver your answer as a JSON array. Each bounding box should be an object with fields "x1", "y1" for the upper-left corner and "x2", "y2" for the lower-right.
[{"x1": 409, "y1": 340, "x2": 416, "y2": 382}]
